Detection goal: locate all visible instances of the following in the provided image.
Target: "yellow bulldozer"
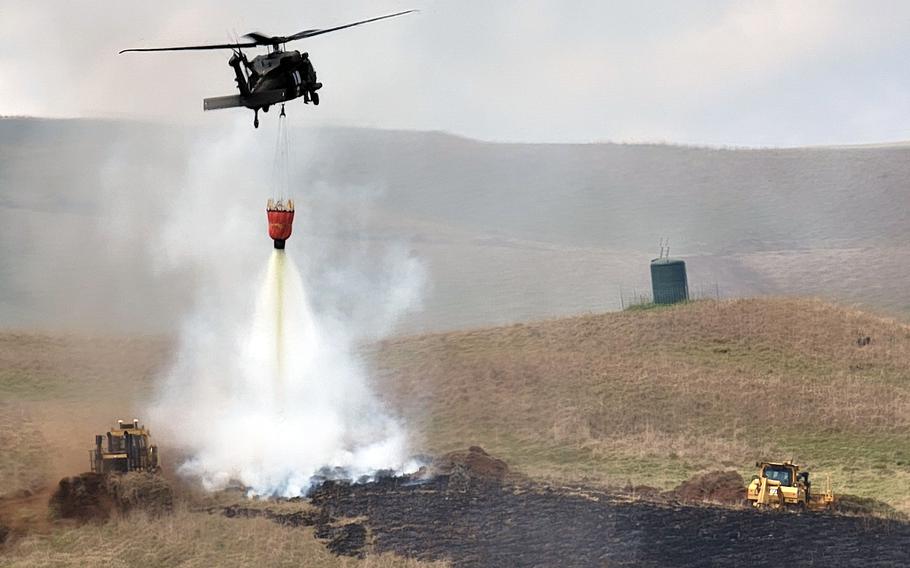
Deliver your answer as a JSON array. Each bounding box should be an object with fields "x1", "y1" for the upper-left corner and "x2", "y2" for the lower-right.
[
  {"x1": 90, "y1": 418, "x2": 160, "y2": 475},
  {"x1": 747, "y1": 460, "x2": 834, "y2": 510}
]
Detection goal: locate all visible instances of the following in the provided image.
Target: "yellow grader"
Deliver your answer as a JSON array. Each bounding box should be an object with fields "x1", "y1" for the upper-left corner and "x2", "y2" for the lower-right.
[
  {"x1": 747, "y1": 461, "x2": 834, "y2": 510},
  {"x1": 90, "y1": 418, "x2": 160, "y2": 474}
]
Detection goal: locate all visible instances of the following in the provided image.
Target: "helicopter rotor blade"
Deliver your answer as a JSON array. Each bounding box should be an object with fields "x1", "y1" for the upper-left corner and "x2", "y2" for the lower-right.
[
  {"x1": 120, "y1": 10, "x2": 416, "y2": 54},
  {"x1": 120, "y1": 41, "x2": 258, "y2": 54},
  {"x1": 242, "y1": 32, "x2": 275, "y2": 44},
  {"x1": 284, "y1": 9, "x2": 416, "y2": 42}
]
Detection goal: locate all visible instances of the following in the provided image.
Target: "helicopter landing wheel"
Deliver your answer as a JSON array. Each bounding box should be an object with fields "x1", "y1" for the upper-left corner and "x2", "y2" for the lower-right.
[
  {"x1": 253, "y1": 109, "x2": 260, "y2": 128},
  {"x1": 311, "y1": 91, "x2": 320, "y2": 105}
]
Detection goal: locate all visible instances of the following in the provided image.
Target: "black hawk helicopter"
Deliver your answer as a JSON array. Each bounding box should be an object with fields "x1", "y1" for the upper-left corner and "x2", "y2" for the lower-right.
[{"x1": 120, "y1": 10, "x2": 415, "y2": 128}]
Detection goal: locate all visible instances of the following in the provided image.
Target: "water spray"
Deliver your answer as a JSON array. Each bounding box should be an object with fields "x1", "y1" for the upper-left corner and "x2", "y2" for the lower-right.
[{"x1": 150, "y1": 109, "x2": 420, "y2": 498}]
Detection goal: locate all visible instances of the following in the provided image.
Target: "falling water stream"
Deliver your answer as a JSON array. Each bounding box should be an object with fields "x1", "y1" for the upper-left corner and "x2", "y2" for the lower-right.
[{"x1": 154, "y1": 116, "x2": 418, "y2": 497}]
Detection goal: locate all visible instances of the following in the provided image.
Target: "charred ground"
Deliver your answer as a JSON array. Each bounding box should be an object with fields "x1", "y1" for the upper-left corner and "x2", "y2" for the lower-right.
[{"x1": 305, "y1": 468, "x2": 910, "y2": 567}]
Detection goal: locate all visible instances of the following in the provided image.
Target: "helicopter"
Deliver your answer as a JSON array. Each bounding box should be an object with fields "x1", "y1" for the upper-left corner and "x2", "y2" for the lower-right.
[{"x1": 120, "y1": 10, "x2": 415, "y2": 128}]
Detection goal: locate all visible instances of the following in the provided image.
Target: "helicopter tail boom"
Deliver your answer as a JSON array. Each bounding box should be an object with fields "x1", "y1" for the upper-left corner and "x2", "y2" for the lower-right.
[{"x1": 203, "y1": 89, "x2": 289, "y2": 111}]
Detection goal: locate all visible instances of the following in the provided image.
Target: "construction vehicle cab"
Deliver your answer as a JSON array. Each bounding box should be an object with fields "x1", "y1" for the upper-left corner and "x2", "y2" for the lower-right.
[
  {"x1": 747, "y1": 460, "x2": 833, "y2": 510},
  {"x1": 90, "y1": 419, "x2": 160, "y2": 474}
]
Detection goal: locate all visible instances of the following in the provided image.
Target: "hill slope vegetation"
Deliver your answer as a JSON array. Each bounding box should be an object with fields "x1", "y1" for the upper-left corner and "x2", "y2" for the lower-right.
[
  {"x1": 3, "y1": 118, "x2": 910, "y2": 335},
  {"x1": 374, "y1": 298, "x2": 910, "y2": 512},
  {"x1": 1, "y1": 298, "x2": 908, "y2": 522}
]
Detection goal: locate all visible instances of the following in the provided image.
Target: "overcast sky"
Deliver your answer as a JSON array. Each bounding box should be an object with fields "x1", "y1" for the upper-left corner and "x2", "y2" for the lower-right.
[{"x1": 2, "y1": 0, "x2": 910, "y2": 145}]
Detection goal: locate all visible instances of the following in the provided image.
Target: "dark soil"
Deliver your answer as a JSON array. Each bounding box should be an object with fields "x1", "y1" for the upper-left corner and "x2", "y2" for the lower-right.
[
  {"x1": 306, "y1": 473, "x2": 910, "y2": 567},
  {"x1": 667, "y1": 470, "x2": 747, "y2": 505},
  {"x1": 835, "y1": 494, "x2": 906, "y2": 518},
  {"x1": 49, "y1": 472, "x2": 173, "y2": 522},
  {"x1": 48, "y1": 473, "x2": 113, "y2": 522},
  {"x1": 433, "y1": 446, "x2": 509, "y2": 481}
]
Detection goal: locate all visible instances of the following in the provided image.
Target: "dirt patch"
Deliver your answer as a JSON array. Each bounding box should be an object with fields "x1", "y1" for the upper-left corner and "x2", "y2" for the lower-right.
[
  {"x1": 0, "y1": 487, "x2": 55, "y2": 543},
  {"x1": 835, "y1": 494, "x2": 908, "y2": 519},
  {"x1": 667, "y1": 470, "x2": 746, "y2": 505},
  {"x1": 49, "y1": 472, "x2": 173, "y2": 522},
  {"x1": 49, "y1": 473, "x2": 113, "y2": 522},
  {"x1": 433, "y1": 446, "x2": 508, "y2": 482}
]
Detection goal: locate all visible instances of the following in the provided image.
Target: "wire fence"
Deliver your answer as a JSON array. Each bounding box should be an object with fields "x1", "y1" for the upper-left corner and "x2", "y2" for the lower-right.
[{"x1": 619, "y1": 282, "x2": 722, "y2": 310}]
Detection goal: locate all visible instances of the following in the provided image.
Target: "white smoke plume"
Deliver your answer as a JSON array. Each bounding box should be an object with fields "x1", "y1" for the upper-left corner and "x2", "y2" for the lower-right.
[{"x1": 144, "y1": 119, "x2": 425, "y2": 497}]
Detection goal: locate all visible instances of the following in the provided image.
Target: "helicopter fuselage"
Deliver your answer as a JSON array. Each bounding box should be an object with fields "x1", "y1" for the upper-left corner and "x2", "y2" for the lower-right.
[
  {"x1": 216, "y1": 48, "x2": 322, "y2": 125},
  {"x1": 244, "y1": 50, "x2": 320, "y2": 103}
]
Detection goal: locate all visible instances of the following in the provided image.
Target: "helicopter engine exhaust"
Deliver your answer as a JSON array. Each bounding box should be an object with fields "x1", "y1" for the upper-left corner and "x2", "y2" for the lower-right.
[{"x1": 267, "y1": 199, "x2": 294, "y2": 249}]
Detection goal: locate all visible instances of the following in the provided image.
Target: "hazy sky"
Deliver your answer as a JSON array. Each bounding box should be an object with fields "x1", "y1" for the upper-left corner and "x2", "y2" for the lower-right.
[{"x1": 3, "y1": 0, "x2": 910, "y2": 145}]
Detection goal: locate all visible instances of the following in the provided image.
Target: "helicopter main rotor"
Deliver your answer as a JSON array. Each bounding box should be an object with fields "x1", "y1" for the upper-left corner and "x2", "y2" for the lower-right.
[{"x1": 119, "y1": 10, "x2": 415, "y2": 54}]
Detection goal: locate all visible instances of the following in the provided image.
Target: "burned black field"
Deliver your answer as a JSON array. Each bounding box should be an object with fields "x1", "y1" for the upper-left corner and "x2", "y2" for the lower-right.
[{"x1": 301, "y1": 475, "x2": 910, "y2": 567}]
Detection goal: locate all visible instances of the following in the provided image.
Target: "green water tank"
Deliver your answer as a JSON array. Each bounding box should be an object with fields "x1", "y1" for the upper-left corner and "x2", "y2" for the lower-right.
[{"x1": 650, "y1": 258, "x2": 689, "y2": 304}]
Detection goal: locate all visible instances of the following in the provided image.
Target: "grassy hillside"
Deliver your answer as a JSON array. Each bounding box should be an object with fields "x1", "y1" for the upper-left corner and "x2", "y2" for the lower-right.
[
  {"x1": 1, "y1": 296, "x2": 908, "y2": 560},
  {"x1": 373, "y1": 298, "x2": 910, "y2": 512},
  {"x1": 3, "y1": 118, "x2": 910, "y2": 337}
]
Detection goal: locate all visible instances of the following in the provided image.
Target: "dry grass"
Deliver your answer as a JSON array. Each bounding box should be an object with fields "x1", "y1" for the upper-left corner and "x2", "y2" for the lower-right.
[
  {"x1": 0, "y1": 332, "x2": 168, "y2": 402},
  {"x1": 0, "y1": 404, "x2": 52, "y2": 499},
  {"x1": 372, "y1": 298, "x2": 910, "y2": 510},
  {"x1": 1, "y1": 506, "x2": 447, "y2": 567}
]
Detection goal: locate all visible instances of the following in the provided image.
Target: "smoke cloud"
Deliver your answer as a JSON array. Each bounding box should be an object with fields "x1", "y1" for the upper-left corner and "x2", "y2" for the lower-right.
[{"x1": 144, "y1": 120, "x2": 425, "y2": 496}]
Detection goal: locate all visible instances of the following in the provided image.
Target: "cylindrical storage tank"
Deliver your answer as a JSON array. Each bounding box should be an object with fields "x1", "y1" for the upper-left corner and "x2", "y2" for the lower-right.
[{"x1": 650, "y1": 258, "x2": 689, "y2": 304}]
